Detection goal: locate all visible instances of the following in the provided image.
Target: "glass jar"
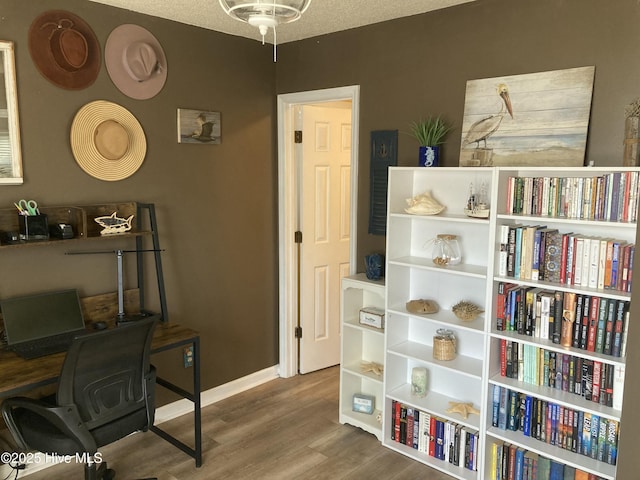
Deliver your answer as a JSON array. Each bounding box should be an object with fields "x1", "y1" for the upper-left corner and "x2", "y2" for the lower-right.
[{"x1": 431, "y1": 234, "x2": 462, "y2": 266}]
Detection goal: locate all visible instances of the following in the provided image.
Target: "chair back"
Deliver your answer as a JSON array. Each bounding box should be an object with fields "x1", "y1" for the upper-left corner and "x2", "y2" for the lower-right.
[{"x1": 56, "y1": 317, "x2": 157, "y2": 431}]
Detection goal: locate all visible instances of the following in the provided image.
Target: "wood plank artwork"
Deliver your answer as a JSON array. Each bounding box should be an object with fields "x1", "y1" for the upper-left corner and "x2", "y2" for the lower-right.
[{"x1": 459, "y1": 66, "x2": 595, "y2": 167}]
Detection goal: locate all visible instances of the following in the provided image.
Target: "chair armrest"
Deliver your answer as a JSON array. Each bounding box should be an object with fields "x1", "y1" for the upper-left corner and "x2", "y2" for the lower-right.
[{"x1": 2, "y1": 397, "x2": 97, "y2": 453}]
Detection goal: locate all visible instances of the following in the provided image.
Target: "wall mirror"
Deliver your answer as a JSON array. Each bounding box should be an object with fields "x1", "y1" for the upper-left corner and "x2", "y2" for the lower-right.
[{"x1": 0, "y1": 41, "x2": 22, "y2": 184}]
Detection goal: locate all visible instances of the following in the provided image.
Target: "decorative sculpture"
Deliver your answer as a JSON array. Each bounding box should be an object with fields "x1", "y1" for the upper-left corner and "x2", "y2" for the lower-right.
[
  {"x1": 404, "y1": 191, "x2": 445, "y2": 215},
  {"x1": 452, "y1": 300, "x2": 484, "y2": 322},
  {"x1": 360, "y1": 361, "x2": 383, "y2": 377},
  {"x1": 446, "y1": 401, "x2": 480, "y2": 419},
  {"x1": 94, "y1": 212, "x2": 134, "y2": 235},
  {"x1": 406, "y1": 299, "x2": 439, "y2": 314}
]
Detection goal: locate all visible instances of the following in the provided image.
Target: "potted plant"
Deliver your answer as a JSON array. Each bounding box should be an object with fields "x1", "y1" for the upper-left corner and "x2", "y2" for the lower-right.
[{"x1": 409, "y1": 116, "x2": 452, "y2": 167}]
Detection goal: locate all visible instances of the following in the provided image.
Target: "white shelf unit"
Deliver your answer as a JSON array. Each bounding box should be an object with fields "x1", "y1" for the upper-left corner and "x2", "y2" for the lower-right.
[
  {"x1": 483, "y1": 167, "x2": 638, "y2": 480},
  {"x1": 339, "y1": 273, "x2": 386, "y2": 440},
  {"x1": 383, "y1": 167, "x2": 495, "y2": 480}
]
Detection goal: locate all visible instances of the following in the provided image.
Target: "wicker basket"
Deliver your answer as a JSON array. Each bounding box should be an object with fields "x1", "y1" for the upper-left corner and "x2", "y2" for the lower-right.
[{"x1": 433, "y1": 329, "x2": 456, "y2": 361}]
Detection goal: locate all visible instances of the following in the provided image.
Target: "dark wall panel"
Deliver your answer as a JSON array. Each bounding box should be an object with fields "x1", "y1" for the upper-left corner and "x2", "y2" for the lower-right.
[
  {"x1": 0, "y1": 0, "x2": 278, "y2": 393},
  {"x1": 276, "y1": 0, "x2": 640, "y2": 268}
]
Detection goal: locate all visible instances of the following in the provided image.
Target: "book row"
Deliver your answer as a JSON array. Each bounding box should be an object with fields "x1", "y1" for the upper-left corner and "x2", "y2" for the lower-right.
[
  {"x1": 390, "y1": 400, "x2": 479, "y2": 471},
  {"x1": 498, "y1": 224, "x2": 634, "y2": 293},
  {"x1": 498, "y1": 339, "x2": 625, "y2": 410},
  {"x1": 496, "y1": 283, "x2": 630, "y2": 359},
  {"x1": 490, "y1": 441, "x2": 605, "y2": 480},
  {"x1": 492, "y1": 386, "x2": 619, "y2": 466},
  {"x1": 505, "y1": 172, "x2": 640, "y2": 223}
]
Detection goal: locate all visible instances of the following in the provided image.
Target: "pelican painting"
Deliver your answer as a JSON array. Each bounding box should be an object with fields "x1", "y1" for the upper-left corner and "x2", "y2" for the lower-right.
[
  {"x1": 177, "y1": 108, "x2": 221, "y2": 144},
  {"x1": 463, "y1": 83, "x2": 513, "y2": 149},
  {"x1": 459, "y1": 66, "x2": 594, "y2": 167}
]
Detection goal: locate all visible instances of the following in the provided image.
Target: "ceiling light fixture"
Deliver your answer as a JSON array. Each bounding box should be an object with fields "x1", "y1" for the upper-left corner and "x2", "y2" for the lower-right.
[{"x1": 219, "y1": 0, "x2": 311, "y2": 61}]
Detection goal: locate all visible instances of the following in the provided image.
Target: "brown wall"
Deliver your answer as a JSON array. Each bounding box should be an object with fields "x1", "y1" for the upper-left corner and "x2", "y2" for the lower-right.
[
  {"x1": 0, "y1": 0, "x2": 278, "y2": 395},
  {"x1": 277, "y1": 1, "x2": 640, "y2": 476},
  {"x1": 276, "y1": 0, "x2": 640, "y2": 264}
]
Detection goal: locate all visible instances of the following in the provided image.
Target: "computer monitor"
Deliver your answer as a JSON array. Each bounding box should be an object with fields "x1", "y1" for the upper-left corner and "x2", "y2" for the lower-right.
[{"x1": 1, "y1": 289, "x2": 86, "y2": 345}]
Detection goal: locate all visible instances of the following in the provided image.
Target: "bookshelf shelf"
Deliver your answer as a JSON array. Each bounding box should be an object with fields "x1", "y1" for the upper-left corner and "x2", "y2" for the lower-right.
[
  {"x1": 485, "y1": 427, "x2": 617, "y2": 480},
  {"x1": 386, "y1": 439, "x2": 481, "y2": 480},
  {"x1": 387, "y1": 342, "x2": 484, "y2": 379},
  {"x1": 339, "y1": 405, "x2": 383, "y2": 435},
  {"x1": 488, "y1": 376, "x2": 621, "y2": 422},
  {"x1": 342, "y1": 361, "x2": 385, "y2": 383},
  {"x1": 492, "y1": 276, "x2": 632, "y2": 301},
  {"x1": 339, "y1": 273, "x2": 386, "y2": 441},
  {"x1": 488, "y1": 329, "x2": 627, "y2": 368},
  {"x1": 496, "y1": 213, "x2": 635, "y2": 230},
  {"x1": 388, "y1": 257, "x2": 488, "y2": 278},
  {"x1": 387, "y1": 306, "x2": 485, "y2": 333},
  {"x1": 387, "y1": 384, "x2": 482, "y2": 431}
]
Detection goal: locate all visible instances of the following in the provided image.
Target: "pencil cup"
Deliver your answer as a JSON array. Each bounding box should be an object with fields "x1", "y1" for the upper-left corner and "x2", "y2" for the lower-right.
[{"x1": 18, "y1": 214, "x2": 49, "y2": 241}]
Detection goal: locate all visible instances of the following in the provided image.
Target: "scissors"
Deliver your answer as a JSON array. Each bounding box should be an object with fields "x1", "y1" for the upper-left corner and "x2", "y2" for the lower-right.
[{"x1": 16, "y1": 199, "x2": 39, "y2": 216}]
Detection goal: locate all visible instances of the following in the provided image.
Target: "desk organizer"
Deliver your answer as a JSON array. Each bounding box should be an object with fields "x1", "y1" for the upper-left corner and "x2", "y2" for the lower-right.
[
  {"x1": 19, "y1": 214, "x2": 49, "y2": 241},
  {"x1": 0, "y1": 202, "x2": 143, "y2": 245}
]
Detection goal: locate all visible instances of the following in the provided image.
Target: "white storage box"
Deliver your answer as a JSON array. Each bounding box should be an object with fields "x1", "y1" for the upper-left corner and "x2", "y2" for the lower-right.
[{"x1": 358, "y1": 307, "x2": 385, "y2": 329}]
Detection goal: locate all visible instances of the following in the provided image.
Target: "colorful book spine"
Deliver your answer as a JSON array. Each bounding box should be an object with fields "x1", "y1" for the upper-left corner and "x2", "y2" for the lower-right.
[{"x1": 505, "y1": 173, "x2": 640, "y2": 222}]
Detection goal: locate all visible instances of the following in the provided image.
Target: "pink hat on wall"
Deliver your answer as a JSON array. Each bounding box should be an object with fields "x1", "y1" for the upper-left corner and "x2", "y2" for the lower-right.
[{"x1": 105, "y1": 24, "x2": 167, "y2": 100}]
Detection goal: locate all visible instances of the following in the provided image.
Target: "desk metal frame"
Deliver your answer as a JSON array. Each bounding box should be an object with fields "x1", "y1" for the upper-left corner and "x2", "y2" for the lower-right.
[
  {"x1": 133, "y1": 204, "x2": 202, "y2": 465},
  {"x1": 150, "y1": 332, "x2": 202, "y2": 467},
  {"x1": 0, "y1": 323, "x2": 202, "y2": 468}
]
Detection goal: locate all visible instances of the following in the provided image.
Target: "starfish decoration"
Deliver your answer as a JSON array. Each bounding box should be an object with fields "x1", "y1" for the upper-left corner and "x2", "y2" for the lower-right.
[
  {"x1": 446, "y1": 401, "x2": 480, "y2": 419},
  {"x1": 360, "y1": 361, "x2": 384, "y2": 377}
]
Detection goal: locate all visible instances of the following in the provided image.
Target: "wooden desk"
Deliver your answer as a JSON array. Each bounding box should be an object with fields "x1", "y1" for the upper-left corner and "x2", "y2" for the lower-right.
[{"x1": 0, "y1": 321, "x2": 203, "y2": 468}]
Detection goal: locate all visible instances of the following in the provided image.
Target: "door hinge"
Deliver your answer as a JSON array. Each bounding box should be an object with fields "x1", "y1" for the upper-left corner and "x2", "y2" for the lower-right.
[
  {"x1": 294, "y1": 231, "x2": 302, "y2": 243},
  {"x1": 294, "y1": 130, "x2": 302, "y2": 143},
  {"x1": 295, "y1": 326, "x2": 302, "y2": 338}
]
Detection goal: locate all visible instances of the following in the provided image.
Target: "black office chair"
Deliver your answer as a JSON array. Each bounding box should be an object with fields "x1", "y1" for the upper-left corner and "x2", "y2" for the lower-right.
[{"x1": 2, "y1": 317, "x2": 158, "y2": 480}]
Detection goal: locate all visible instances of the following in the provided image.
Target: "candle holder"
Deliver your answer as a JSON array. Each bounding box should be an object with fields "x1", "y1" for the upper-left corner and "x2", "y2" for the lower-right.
[{"x1": 411, "y1": 366, "x2": 428, "y2": 397}]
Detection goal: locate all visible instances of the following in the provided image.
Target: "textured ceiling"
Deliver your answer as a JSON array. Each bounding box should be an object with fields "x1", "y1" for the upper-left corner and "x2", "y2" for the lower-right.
[{"x1": 89, "y1": 0, "x2": 476, "y2": 44}]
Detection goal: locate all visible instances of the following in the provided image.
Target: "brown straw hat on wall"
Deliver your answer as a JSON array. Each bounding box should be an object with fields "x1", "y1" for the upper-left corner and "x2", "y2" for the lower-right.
[
  {"x1": 28, "y1": 10, "x2": 101, "y2": 90},
  {"x1": 70, "y1": 100, "x2": 147, "y2": 181}
]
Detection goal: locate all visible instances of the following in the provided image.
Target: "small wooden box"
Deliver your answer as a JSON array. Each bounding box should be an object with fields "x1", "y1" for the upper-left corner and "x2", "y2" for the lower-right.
[{"x1": 359, "y1": 307, "x2": 385, "y2": 329}]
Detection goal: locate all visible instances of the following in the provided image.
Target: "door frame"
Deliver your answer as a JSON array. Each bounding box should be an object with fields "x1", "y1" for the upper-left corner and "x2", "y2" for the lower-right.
[{"x1": 277, "y1": 85, "x2": 360, "y2": 378}]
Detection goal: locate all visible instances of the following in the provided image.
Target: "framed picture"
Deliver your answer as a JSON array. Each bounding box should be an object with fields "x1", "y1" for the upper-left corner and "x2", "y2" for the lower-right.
[
  {"x1": 177, "y1": 108, "x2": 221, "y2": 144},
  {"x1": 0, "y1": 41, "x2": 23, "y2": 184},
  {"x1": 459, "y1": 66, "x2": 595, "y2": 167}
]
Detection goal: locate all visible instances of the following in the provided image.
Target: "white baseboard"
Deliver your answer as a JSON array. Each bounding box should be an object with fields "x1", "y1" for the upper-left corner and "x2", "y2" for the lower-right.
[
  {"x1": 154, "y1": 364, "x2": 279, "y2": 423},
  {"x1": 0, "y1": 364, "x2": 280, "y2": 477}
]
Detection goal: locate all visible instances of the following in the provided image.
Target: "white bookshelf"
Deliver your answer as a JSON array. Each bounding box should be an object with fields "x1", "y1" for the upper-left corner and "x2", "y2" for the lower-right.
[
  {"x1": 483, "y1": 167, "x2": 638, "y2": 480},
  {"x1": 381, "y1": 166, "x2": 637, "y2": 480},
  {"x1": 339, "y1": 273, "x2": 386, "y2": 440},
  {"x1": 383, "y1": 167, "x2": 495, "y2": 479}
]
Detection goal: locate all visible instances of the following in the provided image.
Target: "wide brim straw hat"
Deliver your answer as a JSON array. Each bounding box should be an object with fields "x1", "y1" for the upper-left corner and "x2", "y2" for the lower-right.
[
  {"x1": 28, "y1": 10, "x2": 101, "y2": 90},
  {"x1": 70, "y1": 100, "x2": 147, "y2": 181},
  {"x1": 105, "y1": 24, "x2": 167, "y2": 100}
]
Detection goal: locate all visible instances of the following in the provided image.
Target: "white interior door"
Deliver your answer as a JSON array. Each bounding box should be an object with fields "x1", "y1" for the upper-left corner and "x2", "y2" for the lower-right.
[{"x1": 299, "y1": 103, "x2": 352, "y2": 374}]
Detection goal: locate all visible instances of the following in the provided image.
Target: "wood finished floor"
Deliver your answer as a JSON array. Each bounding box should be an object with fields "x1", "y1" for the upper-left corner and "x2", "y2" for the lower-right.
[{"x1": 25, "y1": 366, "x2": 451, "y2": 479}]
